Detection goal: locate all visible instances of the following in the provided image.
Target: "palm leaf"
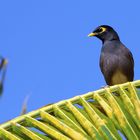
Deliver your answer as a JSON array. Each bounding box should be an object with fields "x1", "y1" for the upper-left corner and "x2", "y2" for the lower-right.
[{"x1": 0, "y1": 80, "x2": 140, "y2": 140}]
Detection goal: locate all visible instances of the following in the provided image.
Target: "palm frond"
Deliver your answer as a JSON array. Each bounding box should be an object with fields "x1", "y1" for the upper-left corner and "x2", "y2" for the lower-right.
[{"x1": 0, "y1": 80, "x2": 140, "y2": 140}]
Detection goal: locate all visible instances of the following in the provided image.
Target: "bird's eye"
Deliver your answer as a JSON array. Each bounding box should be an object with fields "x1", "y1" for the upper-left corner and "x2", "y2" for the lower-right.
[{"x1": 96, "y1": 27, "x2": 103, "y2": 33}]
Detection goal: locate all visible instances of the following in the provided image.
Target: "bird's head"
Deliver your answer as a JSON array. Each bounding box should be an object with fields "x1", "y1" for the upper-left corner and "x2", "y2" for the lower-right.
[{"x1": 88, "y1": 25, "x2": 120, "y2": 42}]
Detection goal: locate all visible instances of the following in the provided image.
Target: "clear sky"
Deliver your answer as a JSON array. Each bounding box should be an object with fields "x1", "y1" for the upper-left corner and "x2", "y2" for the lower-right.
[{"x1": 0, "y1": 0, "x2": 140, "y2": 125}]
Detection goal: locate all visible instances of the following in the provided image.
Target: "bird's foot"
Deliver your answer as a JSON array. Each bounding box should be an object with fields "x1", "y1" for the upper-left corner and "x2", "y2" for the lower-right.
[
  {"x1": 101, "y1": 85, "x2": 120, "y2": 96},
  {"x1": 101, "y1": 85, "x2": 109, "y2": 89}
]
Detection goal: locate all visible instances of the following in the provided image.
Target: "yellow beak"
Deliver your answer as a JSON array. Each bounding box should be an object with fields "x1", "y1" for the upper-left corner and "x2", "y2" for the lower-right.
[{"x1": 88, "y1": 32, "x2": 97, "y2": 37}]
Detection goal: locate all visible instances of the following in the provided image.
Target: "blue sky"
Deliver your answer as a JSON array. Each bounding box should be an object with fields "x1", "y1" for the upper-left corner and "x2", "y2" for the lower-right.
[{"x1": 0, "y1": 0, "x2": 140, "y2": 125}]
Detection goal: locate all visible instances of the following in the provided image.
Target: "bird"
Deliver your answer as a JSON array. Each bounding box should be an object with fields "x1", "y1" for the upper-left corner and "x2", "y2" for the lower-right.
[{"x1": 88, "y1": 25, "x2": 134, "y2": 86}]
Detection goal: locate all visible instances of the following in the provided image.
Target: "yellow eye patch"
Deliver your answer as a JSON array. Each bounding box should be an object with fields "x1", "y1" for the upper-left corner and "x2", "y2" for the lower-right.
[
  {"x1": 99, "y1": 27, "x2": 106, "y2": 33},
  {"x1": 88, "y1": 27, "x2": 106, "y2": 37}
]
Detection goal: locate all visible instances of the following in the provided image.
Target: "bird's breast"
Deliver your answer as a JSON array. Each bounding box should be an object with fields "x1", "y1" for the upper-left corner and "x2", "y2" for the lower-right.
[{"x1": 111, "y1": 70, "x2": 128, "y2": 85}]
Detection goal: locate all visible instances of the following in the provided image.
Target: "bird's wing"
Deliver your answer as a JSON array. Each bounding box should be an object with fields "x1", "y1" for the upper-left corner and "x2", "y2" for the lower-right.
[
  {"x1": 100, "y1": 45, "x2": 134, "y2": 85},
  {"x1": 100, "y1": 52, "x2": 119, "y2": 85},
  {"x1": 118, "y1": 45, "x2": 134, "y2": 81}
]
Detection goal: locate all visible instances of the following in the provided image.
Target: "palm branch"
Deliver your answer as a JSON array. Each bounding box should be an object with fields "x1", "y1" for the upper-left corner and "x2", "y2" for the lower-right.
[{"x1": 0, "y1": 80, "x2": 140, "y2": 140}]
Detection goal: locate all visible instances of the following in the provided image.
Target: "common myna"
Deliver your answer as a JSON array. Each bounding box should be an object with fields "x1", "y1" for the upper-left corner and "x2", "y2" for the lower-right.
[{"x1": 88, "y1": 25, "x2": 134, "y2": 86}]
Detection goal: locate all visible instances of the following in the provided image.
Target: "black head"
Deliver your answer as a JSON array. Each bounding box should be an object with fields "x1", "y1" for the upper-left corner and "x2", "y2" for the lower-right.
[{"x1": 88, "y1": 25, "x2": 120, "y2": 42}]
